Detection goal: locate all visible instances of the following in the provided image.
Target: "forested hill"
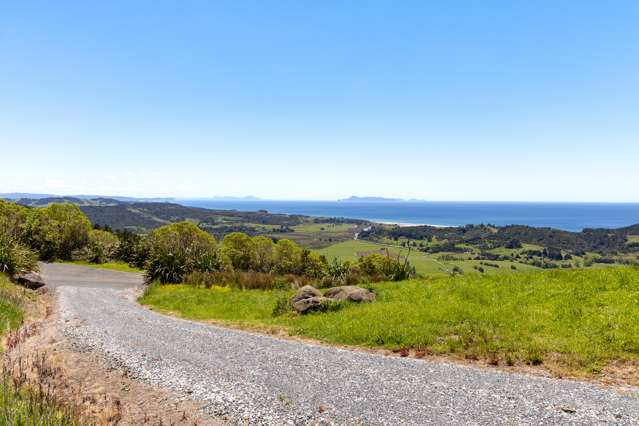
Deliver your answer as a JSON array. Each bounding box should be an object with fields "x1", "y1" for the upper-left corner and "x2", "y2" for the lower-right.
[
  {"x1": 8, "y1": 198, "x2": 367, "y2": 236},
  {"x1": 5, "y1": 197, "x2": 639, "y2": 256},
  {"x1": 359, "y1": 223, "x2": 639, "y2": 256}
]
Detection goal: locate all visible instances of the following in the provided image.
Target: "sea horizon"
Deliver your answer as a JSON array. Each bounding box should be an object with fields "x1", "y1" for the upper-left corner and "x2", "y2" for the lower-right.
[{"x1": 178, "y1": 199, "x2": 639, "y2": 232}]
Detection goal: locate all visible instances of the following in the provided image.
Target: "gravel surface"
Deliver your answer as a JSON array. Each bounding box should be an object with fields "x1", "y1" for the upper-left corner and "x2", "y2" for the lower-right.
[{"x1": 42, "y1": 263, "x2": 639, "y2": 425}]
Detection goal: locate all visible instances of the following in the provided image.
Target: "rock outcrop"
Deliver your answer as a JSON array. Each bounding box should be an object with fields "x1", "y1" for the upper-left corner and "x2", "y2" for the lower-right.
[
  {"x1": 12, "y1": 271, "x2": 45, "y2": 290},
  {"x1": 290, "y1": 284, "x2": 375, "y2": 314},
  {"x1": 324, "y1": 285, "x2": 376, "y2": 303}
]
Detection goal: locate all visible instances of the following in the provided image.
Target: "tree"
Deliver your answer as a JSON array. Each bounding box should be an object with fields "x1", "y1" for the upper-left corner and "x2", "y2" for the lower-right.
[
  {"x1": 0, "y1": 199, "x2": 30, "y2": 240},
  {"x1": 87, "y1": 229, "x2": 120, "y2": 263},
  {"x1": 273, "y1": 239, "x2": 301, "y2": 274},
  {"x1": 25, "y1": 203, "x2": 91, "y2": 260},
  {"x1": 299, "y1": 249, "x2": 327, "y2": 278},
  {"x1": 220, "y1": 232, "x2": 255, "y2": 271},
  {"x1": 145, "y1": 221, "x2": 217, "y2": 283},
  {"x1": 252, "y1": 236, "x2": 274, "y2": 272}
]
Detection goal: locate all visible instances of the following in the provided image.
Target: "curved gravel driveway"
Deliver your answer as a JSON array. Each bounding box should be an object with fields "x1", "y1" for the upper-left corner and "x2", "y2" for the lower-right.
[{"x1": 42, "y1": 263, "x2": 639, "y2": 425}]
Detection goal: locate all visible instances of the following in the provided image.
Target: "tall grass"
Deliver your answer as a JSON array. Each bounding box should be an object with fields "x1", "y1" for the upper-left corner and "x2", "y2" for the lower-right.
[
  {"x1": 0, "y1": 362, "x2": 77, "y2": 425},
  {"x1": 0, "y1": 289, "x2": 23, "y2": 339},
  {"x1": 140, "y1": 267, "x2": 639, "y2": 376},
  {"x1": 0, "y1": 274, "x2": 78, "y2": 425}
]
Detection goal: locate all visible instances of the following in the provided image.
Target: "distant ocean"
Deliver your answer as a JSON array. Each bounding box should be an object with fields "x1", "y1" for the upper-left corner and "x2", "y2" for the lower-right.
[{"x1": 178, "y1": 200, "x2": 639, "y2": 232}]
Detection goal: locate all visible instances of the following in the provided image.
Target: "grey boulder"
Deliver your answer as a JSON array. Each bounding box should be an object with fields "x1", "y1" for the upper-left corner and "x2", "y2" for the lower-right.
[
  {"x1": 324, "y1": 285, "x2": 375, "y2": 303},
  {"x1": 291, "y1": 296, "x2": 332, "y2": 314},
  {"x1": 290, "y1": 285, "x2": 322, "y2": 305},
  {"x1": 12, "y1": 271, "x2": 46, "y2": 290}
]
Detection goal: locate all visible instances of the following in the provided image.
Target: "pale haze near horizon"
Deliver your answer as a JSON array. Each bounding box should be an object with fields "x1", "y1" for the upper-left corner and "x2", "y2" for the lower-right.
[{"x1": 1, "y1": 1, "x2": 638, "y2": 202}]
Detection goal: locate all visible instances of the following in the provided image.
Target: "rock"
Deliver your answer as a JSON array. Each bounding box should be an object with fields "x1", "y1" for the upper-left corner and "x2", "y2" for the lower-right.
[
  {"x1": 292, "y1": 296, "x2": 332, "y2": 314},
  {"x1": 12, "y1": 271, "x2": 46, "y2": 290},
  {"x1": 324, "y1": 286, "x2": 375, "y2": 303},
  {"x1": 290, "y1": 285, "x2": 322, "y2": 305}
]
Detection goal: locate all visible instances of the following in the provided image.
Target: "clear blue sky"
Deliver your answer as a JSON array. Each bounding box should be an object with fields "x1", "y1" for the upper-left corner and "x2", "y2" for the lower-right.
[{"x1": 1, "y1": 1, "x2": 638, "y2": 201}]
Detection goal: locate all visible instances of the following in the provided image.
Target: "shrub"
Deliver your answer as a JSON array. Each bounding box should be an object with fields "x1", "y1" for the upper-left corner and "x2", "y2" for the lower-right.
[
  {"x1": 0, "y1": 200, "x2": 29, "y2": 241},
  {"x1": 357, "y1": 251, "x2": 414, "y2": 281},
  {"x1": 24, "y1": 204, "x2": 91, "y2": 261},
  {"x1": 114, "y1": 229, "x2": 146, "y2": 265},
  {"x1": 299, "y1": 250, "x2": 327, "y2": 278},
  {"x1": 85, "y1": 229, "x2": 120, "y2": 263},
  {"x1": 272, "y1": 295, "x2": 292, "y2": 316},
  {"x1": 0, "y1": 235, "x2": 38, "y2": 275},
  {"x1": 220, "y1": 232, "x2": 256, "y2": 271},
  {"x1": 451, "y1": 266, "x2": 464, "y2": 275},
  {"x1": 252, "y1": 236, "x2": 274, "y2": 272},
  {"x1": 145, "y1": 222, "x2": 217, "y2": 284},
  {"x1": 320, "y1": 258, "x2": 353, "y2": 287},
  {"x1": 273, "y1": 239, "x2": 302, "y2": 274}
]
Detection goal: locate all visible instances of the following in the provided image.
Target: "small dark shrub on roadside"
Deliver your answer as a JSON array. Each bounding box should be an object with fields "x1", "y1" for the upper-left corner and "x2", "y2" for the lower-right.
[
  {"x1": 527, "y1": 347, "x2": 544, "y2": 366},
  {"x1": 271, "y1": 295, "x2": 292, "y2": 316},
  {"x1": 145, "y1": 252, "x2": 188, "y2": 284}
]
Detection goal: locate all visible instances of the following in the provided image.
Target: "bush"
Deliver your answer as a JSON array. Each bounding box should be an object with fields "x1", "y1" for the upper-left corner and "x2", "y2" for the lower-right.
[
  {"x1": 220, "y1": 232, "x2": 256, "y2": 271},
  {"x1": 114, "y1": 229, "x2": 147, "y2": 265},
  {"x1": 0, "y1": 235, "x2": 38, "y2": 275},
  {"x1": 299, "y1": 250, "x2": 327, "y2": 278},
  {"x1": 0, "y1": 200, "x2": 30, "y2": 241},
  {"x1": 145, "y1": 222, "x2": 217, "y2": 284},
  {"x1": 24, "y1": 204, "x2": 91, "y2": 261},
  {"x1": 319, "y1": 258, "x2": 353, "y2": 287},
  {"x1": 86, "y1": 229, "x2": 120, "y2": 263},
  {"x1": 357, "y1": 251, "x2": 414, "y2": 281},
  {"x1": 273, "y1": 239, "x2": 302, "y2": 274},
  {"x1": 253, "y1": 236, "x2": 274, "y2": 272},
  {"x1": 272, "y1": 295, "x2": 292, "y2": 316}
]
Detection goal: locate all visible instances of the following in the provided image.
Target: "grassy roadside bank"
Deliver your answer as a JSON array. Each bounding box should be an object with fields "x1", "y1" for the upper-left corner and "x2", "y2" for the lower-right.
[
  {"x1": 60, "y1": 260, "x2": 142, "y2": 273},
  {"x1": 0, "y1": 274, "x2": 78, "y2": 425},
  {"x1": 140, "y1": 267, "x2": 639, "y2": 382}
]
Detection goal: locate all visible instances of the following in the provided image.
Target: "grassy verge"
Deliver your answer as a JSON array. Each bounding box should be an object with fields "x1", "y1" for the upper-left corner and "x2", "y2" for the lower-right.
[
  {"x1": 61, "y1": 260, "x2": 142, "y2": 273},
  {"x1": 140, "y1": 267, "x2": 639, "y2": 379},
  {"x1": 0, "y1": 274, "x2": 77, "y2": 425},
  {"x1": 0, "y1": 276, "x2": 24, "y2": 341}
]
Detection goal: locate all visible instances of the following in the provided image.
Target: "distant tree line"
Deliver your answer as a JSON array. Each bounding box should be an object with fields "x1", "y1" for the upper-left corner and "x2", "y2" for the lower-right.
[
  {"x1": 0, "y1": 200, "x2": 413, "y2": 289},
  {"x1": 360, "y1": 223, "x2": 639, "y2": 257}
]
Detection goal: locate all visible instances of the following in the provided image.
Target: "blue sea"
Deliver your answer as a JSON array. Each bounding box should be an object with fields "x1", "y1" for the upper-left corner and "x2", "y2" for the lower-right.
[{"x1": 178, "y1": 200, "x2": 639, "y2": 232}]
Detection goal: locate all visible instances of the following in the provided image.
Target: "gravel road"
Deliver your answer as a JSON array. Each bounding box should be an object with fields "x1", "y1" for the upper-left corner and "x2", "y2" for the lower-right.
[{"x1": 42, "y1": 263, "x2": 639, "y2": 425}]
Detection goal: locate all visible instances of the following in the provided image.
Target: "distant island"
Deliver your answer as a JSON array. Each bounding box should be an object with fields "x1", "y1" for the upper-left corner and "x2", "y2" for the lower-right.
[
  {"x1": 338, "y1": 196, "x2": 404, "y2": 202},
  {"x1": 0, "y1": 193, "x2": 175, "y2": 203}
]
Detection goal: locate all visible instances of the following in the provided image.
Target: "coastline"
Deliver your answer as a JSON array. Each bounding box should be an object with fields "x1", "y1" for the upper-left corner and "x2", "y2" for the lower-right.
[{"x1": 373, "y1": 220, "x2": 450, "y2": 228}]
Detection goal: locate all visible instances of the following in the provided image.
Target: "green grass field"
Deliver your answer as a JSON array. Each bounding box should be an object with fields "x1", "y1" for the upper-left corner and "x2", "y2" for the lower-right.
[
  {"x1": 140, "y1": 267, "x2": 639, "y2": 380},
  {"x1": 61, "y1": 261, "x2": 142, "y2": 273},
  {"x1": 268, "y1": 222, "x2": 360, "y2": 249},
  {"x1": 628, "y1": 235, "x2": 639, "y2": 243},
  {"x1": 292, "y1": 223, "x2": 357, "y2": 233},
  {"x1": 317, "y1": 240, "x2": 539, "y2": 276}
]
